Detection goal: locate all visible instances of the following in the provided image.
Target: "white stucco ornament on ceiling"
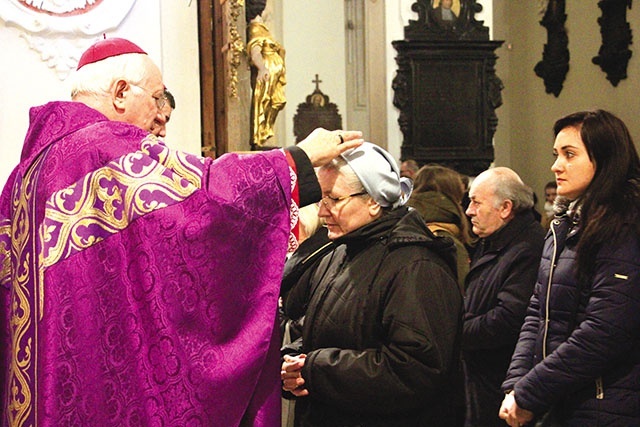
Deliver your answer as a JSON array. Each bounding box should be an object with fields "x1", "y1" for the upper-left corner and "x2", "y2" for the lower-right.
[{"x1": 0, "y1": 0, "x2": 137, "y2": 79}]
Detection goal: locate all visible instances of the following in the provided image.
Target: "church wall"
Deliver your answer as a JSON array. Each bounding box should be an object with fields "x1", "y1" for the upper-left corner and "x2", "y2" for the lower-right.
[
  {"x1": 0, "y1": 0, "x2": 200, "y2": 188},
  {"x1": 3, "y1": 0, "x2": 640, "y2": 216},
  {"x1": 277, "y1": 0, "x2": 492, "y2": 160},
  {"x1": 281, "y1": 0, "x2": 347, "y2": 148},
  {"x1": 493, "y1": 0, "x2": 640, "y2": 208}
]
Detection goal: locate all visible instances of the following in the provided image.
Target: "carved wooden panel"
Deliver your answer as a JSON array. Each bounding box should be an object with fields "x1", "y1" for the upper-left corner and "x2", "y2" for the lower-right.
[
  {"x1": 393, "y1": 41, "x2": 503, "y2": 176},
  {"x1": 404, "y1": 0, "x2": 489, "y2": 41},
  {"x1": 198, "y1": 0, "x2": 226, "y2": 158},
  {"x1": 293, "y1": 76, "x2": 343, "y2": 143},
  {"x1": 392, "y1": 0, "x2": 503, "y2": 177}
]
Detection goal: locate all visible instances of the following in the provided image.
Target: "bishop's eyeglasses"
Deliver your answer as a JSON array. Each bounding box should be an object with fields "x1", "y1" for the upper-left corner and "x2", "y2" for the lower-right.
[{"x1": 129, "y1": 83, "x2": 168, "y2": 111}]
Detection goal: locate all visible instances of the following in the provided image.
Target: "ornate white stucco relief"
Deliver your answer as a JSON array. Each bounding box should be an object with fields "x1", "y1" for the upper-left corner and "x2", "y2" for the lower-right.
[{"x1": 0, "y1": 0, "x2": 137, "y2": 79}]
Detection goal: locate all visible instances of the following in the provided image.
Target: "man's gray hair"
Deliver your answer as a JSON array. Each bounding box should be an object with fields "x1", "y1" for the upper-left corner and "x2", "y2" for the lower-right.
[
  {"x1": 480, "y1": 167, "x2": 534, "y2": 213},
  {"x1": 69, "y1": 53, "x2": 149, "y2": 99}
]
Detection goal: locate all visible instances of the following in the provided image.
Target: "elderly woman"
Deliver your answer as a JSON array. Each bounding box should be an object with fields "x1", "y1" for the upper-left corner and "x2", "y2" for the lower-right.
[{"x1": 281, "y1": 142, "x2": 464, "y2": 427}]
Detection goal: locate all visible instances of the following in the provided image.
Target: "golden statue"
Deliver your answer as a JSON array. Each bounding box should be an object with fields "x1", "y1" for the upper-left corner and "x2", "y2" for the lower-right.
[{"x1": 247, "y1": 3, "x2": 286, "y2": 148}]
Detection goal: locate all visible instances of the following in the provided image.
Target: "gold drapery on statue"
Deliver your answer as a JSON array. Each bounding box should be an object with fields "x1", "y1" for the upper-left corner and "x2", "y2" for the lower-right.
[{"x1": 247, "y1": 19, "x2": 286, "y2": 148}]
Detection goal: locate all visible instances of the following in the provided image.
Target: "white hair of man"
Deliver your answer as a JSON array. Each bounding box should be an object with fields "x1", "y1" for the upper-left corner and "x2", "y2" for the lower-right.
[
  {"x1": 69, "y1": 53, "x2": 149, "y2": 100},
  {"x1": 478, "y1": 167, "x2": 534, "y2": 213}
]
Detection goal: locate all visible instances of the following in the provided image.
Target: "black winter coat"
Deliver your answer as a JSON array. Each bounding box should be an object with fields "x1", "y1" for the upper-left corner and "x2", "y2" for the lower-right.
[
  {"x1": 462, "y1": 211, "x2": 545, "y2": 427},
  {"x1": 502, "y1": 209, "x2": 640, "y2": 426},
  {"x1": 280, "y1": 228, "x2": 334, "y2": 343},
  {"x1": 283, "y1": 208, "x2": 463, "y2": 427}
]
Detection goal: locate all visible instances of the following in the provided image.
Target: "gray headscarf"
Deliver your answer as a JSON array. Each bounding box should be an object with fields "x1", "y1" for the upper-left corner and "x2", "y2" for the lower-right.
[{"x1": 340, "y1": 142, "x2": 413, "y2": 209}]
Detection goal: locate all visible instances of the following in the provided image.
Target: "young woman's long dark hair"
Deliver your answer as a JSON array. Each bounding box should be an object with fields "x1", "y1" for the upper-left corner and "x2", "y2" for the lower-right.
[{"x1": 553, "y1": 109, "x2": 640, "y2": 281}]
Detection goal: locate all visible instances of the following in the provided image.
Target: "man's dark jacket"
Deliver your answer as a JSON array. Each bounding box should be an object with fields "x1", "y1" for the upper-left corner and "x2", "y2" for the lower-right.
[{"x1": 463, "y1": 210, "x2": 545, "y2": 427}]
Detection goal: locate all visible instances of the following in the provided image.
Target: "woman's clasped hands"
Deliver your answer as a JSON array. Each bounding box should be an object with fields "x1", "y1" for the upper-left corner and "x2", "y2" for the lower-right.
[{"x1": 281, "y1": 354, "x2": 309, "y2": 397}]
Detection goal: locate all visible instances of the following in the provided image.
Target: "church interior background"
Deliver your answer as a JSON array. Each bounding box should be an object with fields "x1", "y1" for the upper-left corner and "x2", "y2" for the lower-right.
[{"x1": 1, "y1": 0, "x2": 639, "y2": 212}]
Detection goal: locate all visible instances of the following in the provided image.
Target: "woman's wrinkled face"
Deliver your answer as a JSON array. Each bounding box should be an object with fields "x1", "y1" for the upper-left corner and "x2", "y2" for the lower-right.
[
  {"x1": 316, "y1": 167, "x2": 379, "y2": 240},
  {"x1": 551, "y1": 126, "x2": 596, "y2": 200}
]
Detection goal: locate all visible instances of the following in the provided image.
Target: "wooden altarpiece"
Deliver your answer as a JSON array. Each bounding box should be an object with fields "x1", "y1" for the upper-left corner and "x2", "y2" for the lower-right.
[
  {"x1": 392, "y1": 0, "x2": 504, "y2": 176},
  {"x1": 293, "y1": 75, "x2": 343, "y2": 143}
]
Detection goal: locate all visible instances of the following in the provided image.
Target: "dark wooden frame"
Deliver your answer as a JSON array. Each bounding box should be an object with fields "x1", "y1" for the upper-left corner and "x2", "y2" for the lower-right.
[
  {"x1": 405, "y1": 0, "x2": 489, "y2": 41},
  {"x1": 534, "y1": 0, "x2": 569, "y2": 97},
  {"x1": 592, "y1": 0, "x2": 633, "y2": 87},
  {"x1": 392, "y1": 0, "x2": 503, "y2": 176},
  {"x1": 198, "y1": 0, "x2": 227, "y2": 158}
]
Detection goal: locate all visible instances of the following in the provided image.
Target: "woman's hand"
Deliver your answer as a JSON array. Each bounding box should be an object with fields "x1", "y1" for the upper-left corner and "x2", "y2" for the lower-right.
[
  {"x1": 499, "y1": 391, "x2": 534, "y2": 426},
  {"x1": 281, "y1": 354, "x2": 309, "y2": 397}
]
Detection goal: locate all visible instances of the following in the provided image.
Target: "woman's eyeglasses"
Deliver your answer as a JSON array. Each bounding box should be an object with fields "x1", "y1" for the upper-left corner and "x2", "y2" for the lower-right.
[{"x1": 319, "y1": 192, "x2": 367, "y2": 209}]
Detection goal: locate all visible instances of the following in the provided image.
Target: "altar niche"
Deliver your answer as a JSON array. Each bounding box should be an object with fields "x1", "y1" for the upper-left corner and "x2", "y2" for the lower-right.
[
  {"x1": 293, "y1": 74, "x2": 343, "y2": 143},
  {"x1": 392, "y1": 0, "x2": 503, "y2": 177}
]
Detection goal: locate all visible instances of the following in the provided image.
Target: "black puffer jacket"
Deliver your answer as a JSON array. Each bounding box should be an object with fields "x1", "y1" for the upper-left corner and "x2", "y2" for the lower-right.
[
  {"x1": 462, "y1": 210, "x2": 544, "y2": 426},
  {"x1": 280, "y1": 228, "x2": 334, "y2": 343},
  {"x1": 502, "y1": 207, "x2": 640, "y2": 426},
  {"x1": 283, "y1": 208, "x2": 463, "y2": 427}
]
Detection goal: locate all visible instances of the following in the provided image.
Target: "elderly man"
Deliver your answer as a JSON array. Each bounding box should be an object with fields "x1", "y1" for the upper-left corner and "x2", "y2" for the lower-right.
[
  {"x1": 0, "y1": 37, "x2": 362, "y2": 427},
  {"x1": 150, "y1": 88, "x2": 175, "y2": 137},
  {"x1": 462, "y1": 167, "x2": 545, "y2": 427}
]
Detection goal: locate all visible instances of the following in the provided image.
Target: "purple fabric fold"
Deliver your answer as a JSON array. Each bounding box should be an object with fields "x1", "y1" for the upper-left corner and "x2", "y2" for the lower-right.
[{"x1": 0, "y1": 101, "x2": 292, "y2": 427}]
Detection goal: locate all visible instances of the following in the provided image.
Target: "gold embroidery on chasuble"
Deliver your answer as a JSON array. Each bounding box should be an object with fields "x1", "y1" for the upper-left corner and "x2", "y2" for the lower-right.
[
  {"x1": 7, "y1": 149, "x2": 49, "y2": 427},
  {"x1": 0, "y1": 221, "x2": 10, "y2": 285},
  {"x1": 4, "y1": 137, "x2": 203, "y2": 427},
  {"x1": 41, "y1": 137, "x2": 204, "y2": 268}
]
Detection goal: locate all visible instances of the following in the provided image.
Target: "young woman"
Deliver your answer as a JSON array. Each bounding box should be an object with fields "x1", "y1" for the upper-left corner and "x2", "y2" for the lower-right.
[{"x1": 499, "y1": 110, "x2": 640, "y2": 426}]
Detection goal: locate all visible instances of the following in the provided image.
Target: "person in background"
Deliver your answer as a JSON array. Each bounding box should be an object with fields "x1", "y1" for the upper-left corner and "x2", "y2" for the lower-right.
[
  {"x1": 460, "y1": 173, "x2": 472, "y2": 214},
  {"x1": 531, "y1": 192, "x2": 542, "y2": 223},
  {"x1": 540, "y1": 180, "x2": 557, "y2": 230},
  {"x1": 279, "y1": 203, "x2": 332, "y2": 427},
  {"x1": 463, "y1": 167, "x2": 545, "y2": 427},
  {"x1": 281, "y1": 142, "x2": 463, "y2": 427},
  {"x1": 279, "y1": 202, "x2": 331, "y2": 345},
  {"x1": 407, "y1": 163, "x2": 475, "y2": 293},
  {"x1": 500, "y1": 110, "x2": 640, "y2": 426},
  {"x1": 150, "y1": 88, "x2": 175, "y2": 137},
  {"x1": 0, "y1": 36, "x2": 363, "y2": 426},
  {"x1": 400, "y1": 158, "x2": 420, "y2": 179}
]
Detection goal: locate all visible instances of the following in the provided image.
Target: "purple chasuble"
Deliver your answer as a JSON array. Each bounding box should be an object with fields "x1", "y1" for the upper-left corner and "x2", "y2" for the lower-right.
[{"x1": 0, "y1": 101, "x2": 297, "y2": 427}]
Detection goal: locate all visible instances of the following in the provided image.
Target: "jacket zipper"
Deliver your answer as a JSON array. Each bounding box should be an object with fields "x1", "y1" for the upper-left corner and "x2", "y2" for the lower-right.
[
  {"x1": 545, "y1": 217, "x2": 603, "y2": 401},
  {"x1": 542, "y1": 220, "x2": 559, "y2": 358},
  {"x1": 595, "y1": 377, "x2": 604, "y2": 399}
]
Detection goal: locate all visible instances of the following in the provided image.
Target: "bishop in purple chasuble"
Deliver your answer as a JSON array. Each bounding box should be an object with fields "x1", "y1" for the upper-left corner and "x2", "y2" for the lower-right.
[{"x1": 0, "y1": 101, "x2": 310, "y2": 427}]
